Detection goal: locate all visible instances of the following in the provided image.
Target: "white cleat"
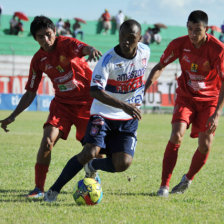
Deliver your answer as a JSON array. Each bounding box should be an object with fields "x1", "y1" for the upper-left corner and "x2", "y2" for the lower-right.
[{"x1": 157, "y1": 186, "x2": 169, "y2": 197}]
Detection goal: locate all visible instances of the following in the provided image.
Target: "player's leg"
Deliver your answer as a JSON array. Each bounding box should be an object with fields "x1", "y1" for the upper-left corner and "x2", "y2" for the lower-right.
[
  {"x1": 158, "y1": 98, "x2": 194, "y2": 196},
  {"x1": 44, "y1": 143, "x2": 101, "y2": 202},
  {"x1": 171, "y1": 101, "x2": 216, "y2": 194},
  {"x1": 28, "y1": 99, "x2": 73, "y2": 198},
  {"x1": 27, "y1": 125, "x2": 63, "y2": 198}
]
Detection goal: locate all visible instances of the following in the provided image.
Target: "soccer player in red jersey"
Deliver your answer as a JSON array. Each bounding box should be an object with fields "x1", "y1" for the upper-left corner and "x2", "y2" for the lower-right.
[
  {"x1": 144, "y1": 10, "x2": 224, "y2": 197},
  {"x1": 0, "y1": 16, "x2": 102, "y2": 198}
]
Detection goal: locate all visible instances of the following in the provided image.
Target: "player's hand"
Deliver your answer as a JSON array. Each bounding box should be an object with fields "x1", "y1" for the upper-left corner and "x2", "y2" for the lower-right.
[
  {"x1": 122, "y1": 103, "x2": 142, "y2": 120},
  {"x1": 0, "y1": 116, "x2": 15, "y2": 132},
  {"x1": 86, "y1": 48, "x2": 102, "y2": 62},
  {"x1": 205, "y1": 113, "x2": 219, "y2": 135}
]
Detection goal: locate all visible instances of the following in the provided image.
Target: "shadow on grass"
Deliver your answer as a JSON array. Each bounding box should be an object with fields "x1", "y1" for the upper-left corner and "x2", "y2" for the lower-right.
[{"x1": 0, "y1": 189, "x2": 71, "y2": 203}]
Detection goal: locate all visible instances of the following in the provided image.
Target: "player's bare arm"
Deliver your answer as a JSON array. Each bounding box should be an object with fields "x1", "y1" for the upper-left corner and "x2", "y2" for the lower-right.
[
  {"x1": 144, "y1": 62, "x2": 165, "y2": 95},
  {"x1": 82, "y1": 46, "x2": 102, "y2": 62},
  {"x1": 90, "y1": 89, "x2": 142, "y2": 120},
  {"x1": 206, "y1": 81, "x2": 224, "y2": 134},
  {"x1": 0, "y1": 90, "x2": 36, "y2": 132}
]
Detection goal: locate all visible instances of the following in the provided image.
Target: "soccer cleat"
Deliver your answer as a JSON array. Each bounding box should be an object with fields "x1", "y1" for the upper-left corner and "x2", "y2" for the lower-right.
[
  {"x1": 43, "y1": 189, "x2": 59, "y2": 202},
  {"x1": 171, "y1": 174, "x2": 192, "y2": 194},
  {"x1": 84, "y1": 160, "x2": 101, "y2": 184},
  {"x1": 157, "y1": 186, "x2": 169, "y2": 197},
  {"x1": 27, "y1": 187, "x2": 44, "y2": 198}
]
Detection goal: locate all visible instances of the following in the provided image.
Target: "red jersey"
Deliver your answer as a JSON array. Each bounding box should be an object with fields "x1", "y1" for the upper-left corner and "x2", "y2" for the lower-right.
[
  {"x1": 160, "y1": 34, "x2": 224, "y2": 101},
  {"x1": 26, "y1": 36, "x2": 92, "y2": 105}
]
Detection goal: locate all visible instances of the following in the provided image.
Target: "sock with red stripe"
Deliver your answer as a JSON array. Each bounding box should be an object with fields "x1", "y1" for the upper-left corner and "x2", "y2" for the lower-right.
[
  {"x1": 161, "y1": 141, "x2": 180, "y2": 187},
  {"x1": 186, "y1": 148, "x2": 209, "y2": 180},
  {"x1": 35, "y1": 163, "x2": 49, "y2": 192}
]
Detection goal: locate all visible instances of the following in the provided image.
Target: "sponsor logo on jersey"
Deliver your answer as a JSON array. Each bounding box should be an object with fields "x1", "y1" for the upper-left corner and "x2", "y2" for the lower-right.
[
  {"x1": 57, "y1": 79, "x2": 78, "y2": 92},
  {"x1": 191, "y1": 63, "x2": 198, "y2": 72},
  {"x1": 54, "y1": 70, "x2": 73, "y2": 83},
  {"x1": 183, "y1": 49, "x2": 191, "y2": 52},
  {"x1": 117, "y1": 68, "x2": 146, "y2": 81},
  {"x1": 56, "y1": 65, "x2": 64, "y2": 73},
  {"x1": 116, "y1": 77, "x2": 144, "y2": 93}
]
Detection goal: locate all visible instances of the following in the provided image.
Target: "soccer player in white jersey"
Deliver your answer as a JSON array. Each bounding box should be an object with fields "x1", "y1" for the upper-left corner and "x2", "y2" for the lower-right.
[{"x1": 44, "y1": 19, "x2": 150, "y2": 202}]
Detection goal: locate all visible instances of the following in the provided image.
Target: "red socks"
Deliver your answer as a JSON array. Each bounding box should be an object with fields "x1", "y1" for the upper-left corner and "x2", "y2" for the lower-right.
[
  {"x1": 35, "y1": 163, "x2": 49, "y2": 192},
  {"x1": 186, "y1": 149, "x2": 209, "y2": 180},
  {"x1": 161, "y1": 141, "x2": 180, "y2": 187}
]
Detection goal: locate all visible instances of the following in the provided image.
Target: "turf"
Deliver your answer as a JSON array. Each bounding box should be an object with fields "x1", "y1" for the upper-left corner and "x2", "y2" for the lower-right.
[{"x1": 0, "y1": 111, "x2": 224, "y2": 224}]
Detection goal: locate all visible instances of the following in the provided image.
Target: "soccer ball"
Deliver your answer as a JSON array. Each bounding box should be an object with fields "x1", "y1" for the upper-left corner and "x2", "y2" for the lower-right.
[{"x1": 73, "y1": 178, "x2": 103, "y2": 205}]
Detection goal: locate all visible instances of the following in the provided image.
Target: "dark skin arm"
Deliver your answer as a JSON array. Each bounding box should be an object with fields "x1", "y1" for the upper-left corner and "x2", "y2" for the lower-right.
[
  {"x1": 144, "y1": 62, "x2": 165, "y2": 95},
  {"x1": 82, "y1": 45, "x2": 102, "y2": 62},
  {"x1": 91, "y1": 89, "x2": 142, "y2": 120},
  {"x1": 0, "y1": 90, "x2": 36, "y2": 132}
]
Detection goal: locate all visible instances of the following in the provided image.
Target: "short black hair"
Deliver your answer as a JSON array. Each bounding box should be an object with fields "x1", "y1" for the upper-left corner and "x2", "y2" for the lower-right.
[
  {"x1": 30, "y1": 16, "x2": 55, "y2": 39},
  {"x1": 188, "y1": 10, "x2": 208, "y2": 25},
  {"x1": 120, "y1": 19, "x2": 141, "y2": 33}
]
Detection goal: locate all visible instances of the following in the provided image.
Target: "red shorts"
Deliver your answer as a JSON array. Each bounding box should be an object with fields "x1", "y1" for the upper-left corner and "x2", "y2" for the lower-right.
[
  {"x1": 172, "y1": 96, "x2": 218, "y2": 138},
  {"x1": 44, "y1": 98, "x2": 91, "y2": 141}
]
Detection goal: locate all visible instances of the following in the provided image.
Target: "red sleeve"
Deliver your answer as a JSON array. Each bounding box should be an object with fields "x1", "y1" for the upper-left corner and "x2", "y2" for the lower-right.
[
  {"x1": 215, "y1": 50, "x2": 224, "y2": 81},
  {"x1": 25, "y1": 55, "x2": 43, "y2": 92},
  {"x1": 67, "y1": 37, "x2": 88, "y2": 59},
  {"x1": 160, "y1": 39, "x2": 181, "y2": 66}
]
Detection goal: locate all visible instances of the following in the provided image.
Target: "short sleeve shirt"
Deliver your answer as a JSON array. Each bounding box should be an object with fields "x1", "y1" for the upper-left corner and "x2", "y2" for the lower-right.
[
  {"x1": 160, "y1": 34, "x2": 224, "y2": 101},
  {"x1": 25, "y1": 36, "x2": 92, "y2": 105}
]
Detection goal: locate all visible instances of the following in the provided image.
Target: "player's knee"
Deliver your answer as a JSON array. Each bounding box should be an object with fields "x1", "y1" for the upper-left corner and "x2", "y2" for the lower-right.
[
  {"x1": 113, "y1": 156, "x2": 132, "y2": 172},
  {"x1": 170, "y1": 132, "x2": 183, "y2": 144},
  {"x1": 198, "y1": 144, "x2": 210, "y2": 154},
  {"x1": 78, "y1": 144, "x2": 99, "y2": 164}
]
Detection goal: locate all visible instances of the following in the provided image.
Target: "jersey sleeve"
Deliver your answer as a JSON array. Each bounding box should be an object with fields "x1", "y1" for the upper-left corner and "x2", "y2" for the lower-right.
[
  {"x1": 67, "y1": 38, "x2": 88, "y2": 58},
  {"x1": 25, "y1": 56, "x2": 43, "y2": 92},
  {"x1": 90, "y1": 54, "x2": 111, "y2": 91},
  {"x1": 215, "y1": 50, "x2": 224, "y2": 81},
  {"x1": 160, "y1": 39, "x2": 180, "y2": 66}
]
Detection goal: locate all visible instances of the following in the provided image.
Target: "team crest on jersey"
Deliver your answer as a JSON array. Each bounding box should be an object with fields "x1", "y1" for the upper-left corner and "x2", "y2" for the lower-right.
[
  {"x1": 115, "y1": 62, "x2": 124, "y2": 69},
  {"x1": 56, "y1": 65, "x2": 64, "y2": 73},
  {"x1": 191, "y1": 63, "x2": 198, "y2": 72},
  {"x1": 60, "y1": 55, "x2": 70, "y2": 66},
  {"x1": 90, "y1": 125, "x2": 99, "y2": 136}
]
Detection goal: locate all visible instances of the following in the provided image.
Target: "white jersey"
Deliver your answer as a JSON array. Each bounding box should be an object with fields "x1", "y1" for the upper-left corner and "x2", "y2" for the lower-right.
[{"x1": 90, "y1": 42, "x2": 150, "y2": 120}]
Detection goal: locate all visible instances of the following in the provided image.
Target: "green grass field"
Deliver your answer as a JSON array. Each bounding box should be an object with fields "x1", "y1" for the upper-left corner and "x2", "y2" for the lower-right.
[{"x1": 0, "y1": 111, "x2": 224, "y2": 224}]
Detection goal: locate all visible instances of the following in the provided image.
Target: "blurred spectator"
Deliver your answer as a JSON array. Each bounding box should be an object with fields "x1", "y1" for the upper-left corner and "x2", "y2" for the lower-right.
[
  {"x1": 15, "y1": 18, "x2": 24, "y2": 35},
  {"x1": 72, "y1": 20, "x2": 84, "y2": 40},
  {"x1": 64, "y1": 19, "x2": 72, "y2": 35},
  {"x1": 0, "y1": 5, "x2": 2, "y2": 27},
  {"x1": 101, "y1": 9, "x2": 111, "y2": 34},
  {"x1": 115, "y1": 10, "x2": 125, "y2": 31},
  {"x1": 142, "y1": 26, "x2": 161, "y2": 46},
  {"x1": 55, "y1": 18, "x2": 66, "y2": 35},
  {"x1": 9, "y1": 15, "x2": 18, "y2": 35}
]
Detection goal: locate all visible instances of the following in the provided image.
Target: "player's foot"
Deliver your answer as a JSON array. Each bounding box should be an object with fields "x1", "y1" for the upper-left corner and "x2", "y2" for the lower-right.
[
  {"x1": 43, "y1": 189, "x2": 58, "y2": 202},
  {"x1": 171, "y1": 174, "x2": 192, "y2": 194},
  {"x1": 84, "y1": 160, "x2": 101, "y2": 184},
  {"x1": 27, "y1": 187, "x2": 44, "y2": 198},
  {"x1": 157, "y1": 186, "x2": 169, "y2": 197}
]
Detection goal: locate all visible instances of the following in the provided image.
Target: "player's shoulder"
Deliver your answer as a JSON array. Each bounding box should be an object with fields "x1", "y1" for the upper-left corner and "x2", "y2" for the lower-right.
[
  {"x1": 207, "y1": 34, "x2": 224, "y2": 53},
  {"x1": 32, "y1": 48, "x2": 45, "y2": 63},
  {"x1": 100, "y1": 48, "x2": 115, "y2": 67},
  {"x1": 138, "y1": 42, "x2": 150, "y2": 52}
]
